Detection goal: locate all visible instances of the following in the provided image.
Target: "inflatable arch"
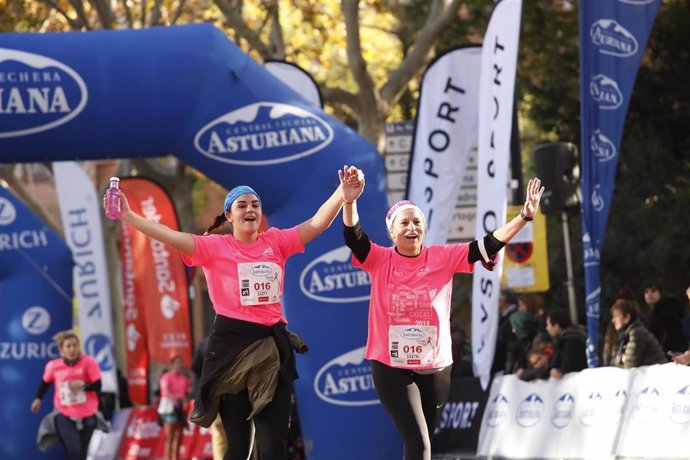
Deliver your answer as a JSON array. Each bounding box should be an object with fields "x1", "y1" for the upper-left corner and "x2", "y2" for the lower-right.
[{"x1": 0, "y1": 23, "x2": 400, "y2": 459}]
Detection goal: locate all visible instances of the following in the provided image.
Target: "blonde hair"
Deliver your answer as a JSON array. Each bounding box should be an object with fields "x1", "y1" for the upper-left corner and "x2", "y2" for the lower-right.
[{"x1": 52, "y1": 330, "x2": 80, "y2": 348}]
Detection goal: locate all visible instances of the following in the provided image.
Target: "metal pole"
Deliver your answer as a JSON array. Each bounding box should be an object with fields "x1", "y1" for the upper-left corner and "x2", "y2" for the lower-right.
[{"x1": 562, "y1": 210, "x2": 578, "y2": 325}]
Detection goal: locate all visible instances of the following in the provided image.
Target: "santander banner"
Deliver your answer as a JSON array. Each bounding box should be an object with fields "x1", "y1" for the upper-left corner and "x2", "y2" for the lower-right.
[
  {"x1": 119, "y1": 177, "x2": 192, "y2": 402},
  {"x1": 0, "y1": 24, "x2": 399, "y2": 459}
]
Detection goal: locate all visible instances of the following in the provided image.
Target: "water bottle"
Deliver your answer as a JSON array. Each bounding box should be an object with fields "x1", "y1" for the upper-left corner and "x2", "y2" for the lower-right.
[{"x1": 104, "y1": 177, "x2": 122, "y2": 220}]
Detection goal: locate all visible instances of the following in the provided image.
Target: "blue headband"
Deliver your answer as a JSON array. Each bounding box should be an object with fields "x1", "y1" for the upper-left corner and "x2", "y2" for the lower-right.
[{"x1": 223, "y1": 186, "x2": 261, "y2": 212}]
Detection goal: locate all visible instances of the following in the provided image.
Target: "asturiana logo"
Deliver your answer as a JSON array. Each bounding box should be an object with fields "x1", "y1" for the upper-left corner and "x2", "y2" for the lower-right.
[
  {"x1": 591, "y1": 130, "x2": 617, "y2": 162},
  {"x1": 669, "y1": 385, "x2": 690, "y2": 425},
  {"x1": 485, "y1": 394, "x2": 509, "y2": 427},
  {"x1": 0, "y1": 48, "x2": 88, "y2": 138},
  {"x1": 400, "y1": 328, "x2": 425, "y2": 340},
  {"x1": 618, "y1": 0, "x2": 655, "y2": 5},
  {"x1": 299, "y1": 245, "x2": 370, "y2": 303},
  {"x1": 551, "y1": 392, "x2": 575, "y2": 428},
  {"x1": 314, "y1": 347, "x2": 378, "y2": 406},
  {"x1": 516, "y1": 393, "x2": 543, "y2": 427},
  {"x1": 194, "y1": 102, "x2": 334, "y2": 166},
  {"x1": 590, "y1": 75, "x2": 623, "y2": 110},
  {"x1": 580, "y1": 391, "x2": 603, "y2": 426},
  {"x1": 632, "y1": 386, "x2": 660, "y2": 423},
  {"x1": 250, "y1": 264, "x2": 273, "y2": 277},
  {"x1": 590, "y1": 19, "x2": 639, "y2": 57}
]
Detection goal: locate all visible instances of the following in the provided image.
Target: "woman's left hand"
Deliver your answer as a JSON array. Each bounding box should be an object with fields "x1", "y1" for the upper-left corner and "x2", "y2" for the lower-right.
[{"x1": 522, "y1": 178, "x2": 545, "y2": 219}]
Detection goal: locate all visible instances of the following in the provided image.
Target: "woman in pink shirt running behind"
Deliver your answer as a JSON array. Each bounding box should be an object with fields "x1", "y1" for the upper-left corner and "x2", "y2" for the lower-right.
[
  {"x1": 31, "y1": 330, "x2": 102, "y2": 460},
  {"x1": 107, "y1": 166, "x2": 364, "y2": 460},
  {"x1": 341, "y1": 173, "x2": 544, "y2": 460},
  {"x1": 157, "y1": 355, "x2": 191, "y2": 460}
]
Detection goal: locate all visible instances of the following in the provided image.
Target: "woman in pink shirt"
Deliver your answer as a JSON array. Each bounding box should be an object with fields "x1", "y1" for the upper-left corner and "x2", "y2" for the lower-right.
[
  {"x1": 158, "y1": 355, "x2": 191, "y2": 460},
  {"x1": 108, "y1": 166, "x2": 363, "y2": 460},
  {"x1": 31, "y1": 330, "x2": 102, "y2": 460},
  {"x1": 341, "y1": 175, "x2": 544, "y2": 460}
]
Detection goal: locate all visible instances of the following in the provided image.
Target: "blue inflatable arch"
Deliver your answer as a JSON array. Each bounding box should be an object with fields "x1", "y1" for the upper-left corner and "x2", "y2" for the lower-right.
[{"x1": 0, "y1": 23, "x2": 400, "y2": 459}]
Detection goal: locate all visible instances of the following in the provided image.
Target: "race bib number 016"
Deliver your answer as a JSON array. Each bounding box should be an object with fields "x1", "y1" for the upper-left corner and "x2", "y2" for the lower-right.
[
  {"x1": 388, "y1": 325, "x2": 437, "y2": 368},
  {"x1": 238, "y1": 262, "x2": 281, "y2": 306}
]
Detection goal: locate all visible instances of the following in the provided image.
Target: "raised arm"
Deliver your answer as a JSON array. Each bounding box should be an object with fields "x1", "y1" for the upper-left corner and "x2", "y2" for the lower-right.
[
  {"x1": 298, "y1": 166, "x2": 364, "y2": 245},
  {"x1": 340, "y1": 166, "x2": 365, "y2": 227},
  {"x1": 493, "y1": 178, "x2": 544, "y2": 243},
  {"x1": 110, "y1": 190, "x2": 196, "y2": 256}
]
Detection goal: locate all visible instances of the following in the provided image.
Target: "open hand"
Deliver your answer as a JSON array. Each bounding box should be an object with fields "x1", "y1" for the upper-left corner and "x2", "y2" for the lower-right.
[
  {"x1": 339, "y1": 165, "x2": 365, "y2": 204},
  {"x1": 522, "y1": 178, "x2": 545, "y2": 219}
]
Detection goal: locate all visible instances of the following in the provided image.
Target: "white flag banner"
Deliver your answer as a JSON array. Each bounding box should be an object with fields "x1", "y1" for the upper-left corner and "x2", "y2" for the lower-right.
[
  {"x1": 406, "y1": 46, "x2": 481, "y2": 244},
  {"x1": 471, "y1": 0, "x2": 522, "y2": 390},
  {"x1": 264, "y1": 60, "x2": 323, "y2": 108},
  {"x1": 54, "y1": 161, "x2": 118, "y2": 394}
]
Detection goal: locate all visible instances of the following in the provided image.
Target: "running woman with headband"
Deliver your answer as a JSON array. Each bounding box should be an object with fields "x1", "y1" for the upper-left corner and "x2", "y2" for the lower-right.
[{"x1": 340, "y1": 173, "x2": 544, "y2": 460}]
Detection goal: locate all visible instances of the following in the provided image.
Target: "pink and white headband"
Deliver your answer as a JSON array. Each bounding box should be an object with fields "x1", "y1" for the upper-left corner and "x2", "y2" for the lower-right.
[{"x1": 385, "y1": 200, "x2": 425, "y2": 230}]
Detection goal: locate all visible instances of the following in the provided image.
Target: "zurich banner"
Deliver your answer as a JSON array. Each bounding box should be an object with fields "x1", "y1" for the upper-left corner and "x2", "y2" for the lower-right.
[
  {"x1": 0, "y1": 186, "x2": 73, "y2": 460},
  {"x1": 579, "y1": 0, "x2": 660, "y2": 367},
  {"x1": 0, "y1": 24, "x2": 399, "y2": 459}
]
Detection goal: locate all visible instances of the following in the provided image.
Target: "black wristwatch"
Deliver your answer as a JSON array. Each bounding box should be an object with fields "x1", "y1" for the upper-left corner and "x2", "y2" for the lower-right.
[{"x1": 520, "y1": 209, "x2": 533, "y2": 221}]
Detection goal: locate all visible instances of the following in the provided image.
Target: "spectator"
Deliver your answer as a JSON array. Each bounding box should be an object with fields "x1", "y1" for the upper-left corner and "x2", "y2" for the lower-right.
[
  {"x1": 609, "y1": 299, "x2": 667, "y2": 369},
  {"x1": 643, "y1": 279, "x2": 687, "y2": 354},
  {"x1": 508, "y1": 311, "x2": 538, "y2": 374},
  {"x1": 492, "y1": 289, "x2": 520, "y2": 375},
  {"x1": 545, "y1": 309, "x2": 587, "y2": 379}
]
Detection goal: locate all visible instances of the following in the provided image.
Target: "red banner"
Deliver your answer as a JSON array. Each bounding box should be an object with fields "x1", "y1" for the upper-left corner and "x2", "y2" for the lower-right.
[
  {"x1": 117, "y1": 406, "x2": 212, "y2": 460},
  {"x1": 119, "y1": 178, "x2": 193, "y2": 404},
  {"x1": 120, "y1": 217, "x2": 150, "y2": 405}
]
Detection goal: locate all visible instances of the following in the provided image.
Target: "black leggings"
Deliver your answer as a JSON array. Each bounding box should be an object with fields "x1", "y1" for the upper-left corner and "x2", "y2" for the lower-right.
[
  {"x1": 217, "y1": 377, "x2": 292, "y2": 460},
  {"x1": 54, "y1": 413, "x2": 97, "y2": 460},
  {"x1": 371, "y1": 360, "x2": 452, "y2": 460}
]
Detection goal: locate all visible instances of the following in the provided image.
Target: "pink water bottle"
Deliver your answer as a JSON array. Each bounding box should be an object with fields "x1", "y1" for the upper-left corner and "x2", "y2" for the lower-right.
[{"x1": 105, "y1": 177, "x2": 122, "y2": 220}]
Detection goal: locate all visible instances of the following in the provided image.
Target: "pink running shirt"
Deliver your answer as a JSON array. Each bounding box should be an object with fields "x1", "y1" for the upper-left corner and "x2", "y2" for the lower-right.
[
  {"x1": 353, "y1": 243, "x2": 473, "y2": 370},
  {"x1": 42, "y1": 354, "x2": 101, "y2": 419},
  {"x1": 181, "y1": 226, "x2": 304, "y2": 326},
  {"x1": 159, "y1": 371, "x2": 190, "y2": 400}
]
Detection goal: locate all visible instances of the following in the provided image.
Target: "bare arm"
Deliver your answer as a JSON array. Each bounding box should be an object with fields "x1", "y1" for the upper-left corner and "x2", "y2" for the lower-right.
[
  {"x1": 340, "y1": 166, "x2": 365, "y2": 227},
  {"x1": 493, "y1": 178, "x2": 544, "y2": 243},
  {"x1": 111, "y1": 190, "x2": 196, "y2": 256},
  {"x1": 298, "y1": 166, "x2": 365, "y2": 245}
]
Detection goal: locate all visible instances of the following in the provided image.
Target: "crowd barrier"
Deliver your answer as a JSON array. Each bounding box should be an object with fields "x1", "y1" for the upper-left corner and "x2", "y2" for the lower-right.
[{"x1": 477, "y1": 363, "x2": 690, "y2": 459}]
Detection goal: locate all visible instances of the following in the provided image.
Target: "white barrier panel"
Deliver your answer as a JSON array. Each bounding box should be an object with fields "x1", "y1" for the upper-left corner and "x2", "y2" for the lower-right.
[{"x1": 477, "y1": 364, "x2": 690, "y2": 459}]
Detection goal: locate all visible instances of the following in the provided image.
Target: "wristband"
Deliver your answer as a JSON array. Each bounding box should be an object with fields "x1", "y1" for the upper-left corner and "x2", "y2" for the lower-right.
[{"x1": 520, "y1": 209, "x2": 533, "y2": 221}]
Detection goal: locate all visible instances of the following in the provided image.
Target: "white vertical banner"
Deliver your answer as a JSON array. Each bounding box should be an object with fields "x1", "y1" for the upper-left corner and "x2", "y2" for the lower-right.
[
  {"x1": 264, "y1": 59, "x2": 323, "y2": 108},
  {"x1": 54, "y1": 161, "x2": 118, "y2": 394},
  {"x1": 406, "y1": 46, "x2": 481, "y2": 244},
  {"x1": 472, "y1": 0, "x2": 522, "y2": 390}
]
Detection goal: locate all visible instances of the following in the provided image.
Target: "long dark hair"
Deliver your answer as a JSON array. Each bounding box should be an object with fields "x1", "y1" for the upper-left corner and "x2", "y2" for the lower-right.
[{"x1": 204, "y1": 213, "x2": 229, "y2": 235}]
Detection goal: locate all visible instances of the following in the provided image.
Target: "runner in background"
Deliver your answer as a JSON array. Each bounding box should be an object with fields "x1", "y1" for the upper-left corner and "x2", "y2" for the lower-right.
[{"x1": 31, "y1": 330, "x2": 105, "y2": 460}]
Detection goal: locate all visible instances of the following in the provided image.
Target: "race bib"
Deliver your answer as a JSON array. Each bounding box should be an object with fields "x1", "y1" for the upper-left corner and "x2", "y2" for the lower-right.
[
  {"x1": 59, "y1": 381, "x2": 86, "y2": 406},
  {"x1": 238, "y1": 262, "x2": 281, "y2": 305},
  {"x1": 388, "y1": 325, "x2": 438, "y2": 368}
]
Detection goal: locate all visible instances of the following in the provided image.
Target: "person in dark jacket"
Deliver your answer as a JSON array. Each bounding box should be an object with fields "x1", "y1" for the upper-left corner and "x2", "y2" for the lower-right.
[
  {"x1": 545, "y1": 309, "x2": 587, "y2": 379},
  {"x1": 610, "y1": 299, "x2": 668, "y2": 369},
  {"x1": 643, "y1": 279, "x2": 687, "y2": 354}
]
